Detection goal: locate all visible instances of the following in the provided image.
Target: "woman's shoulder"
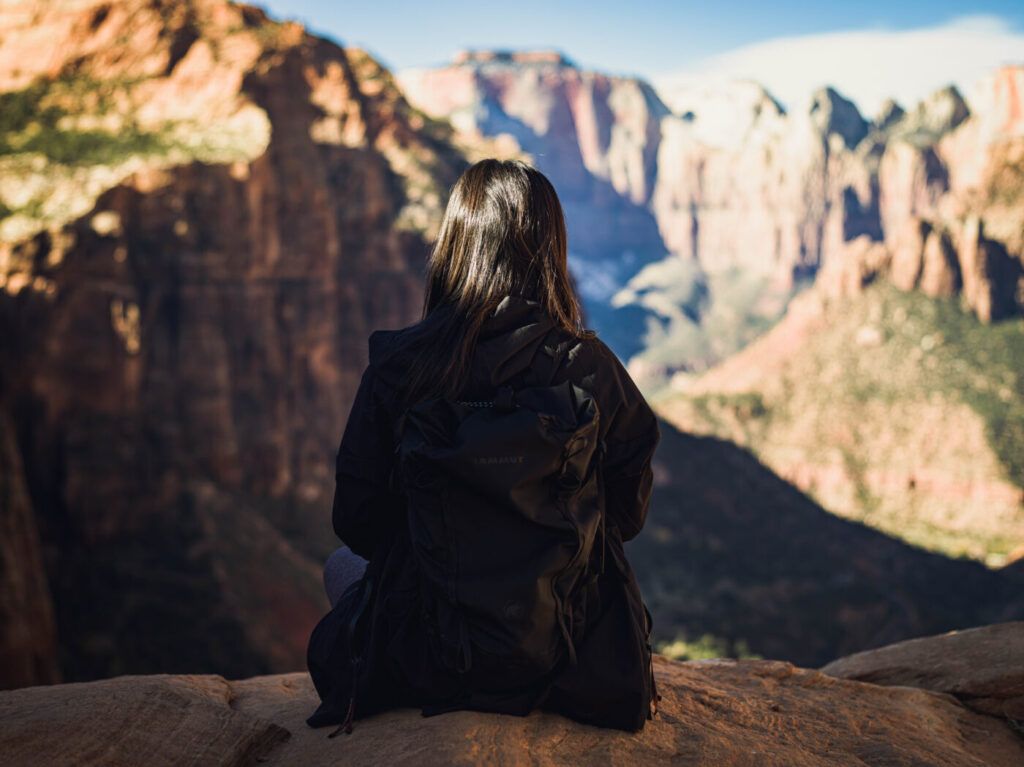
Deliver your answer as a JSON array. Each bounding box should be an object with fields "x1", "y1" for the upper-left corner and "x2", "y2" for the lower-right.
[
  {"x1": 554, "y1": 330, "x2": 631, "y2": 384},
  {"x1": 552, "y1": 330, "x2": 658, "y2": 443}
]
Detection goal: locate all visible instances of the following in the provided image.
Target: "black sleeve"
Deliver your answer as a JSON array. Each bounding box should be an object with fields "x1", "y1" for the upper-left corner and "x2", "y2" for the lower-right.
[
  {"x1": 331, "y1": 357, "x2": 404, "y2": 559},
  {"x1": 593, "y1": 341, "x2": 661, "y2": 542}
]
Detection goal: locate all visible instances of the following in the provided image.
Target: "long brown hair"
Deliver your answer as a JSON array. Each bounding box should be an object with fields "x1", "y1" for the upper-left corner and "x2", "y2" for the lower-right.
[{"x1": 398, "y1": 158, "x2": 594, "y2": 410}]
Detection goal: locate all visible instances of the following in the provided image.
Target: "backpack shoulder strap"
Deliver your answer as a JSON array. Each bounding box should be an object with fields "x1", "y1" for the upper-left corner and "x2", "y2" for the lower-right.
[{"x1": 533, "y1": 336, "x2": 569, "y2": 387}]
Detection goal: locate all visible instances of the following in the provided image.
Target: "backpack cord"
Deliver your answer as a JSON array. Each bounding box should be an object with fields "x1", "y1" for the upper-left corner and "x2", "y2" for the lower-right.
[
  {"x1": 556, "y1": 601, "x2": 579, "y2": 668},
  {"x1": 597, "y1": 439, "x2": 607, "y2": 576},
  {"x1": 327, "y1": 575, "x2": 375, "y2": 737}
]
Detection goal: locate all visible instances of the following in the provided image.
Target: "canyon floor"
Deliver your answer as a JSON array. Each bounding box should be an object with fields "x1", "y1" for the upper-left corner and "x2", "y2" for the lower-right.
[{"x1": 2, "y1": 623, "x2": 1022, "y2": 766}]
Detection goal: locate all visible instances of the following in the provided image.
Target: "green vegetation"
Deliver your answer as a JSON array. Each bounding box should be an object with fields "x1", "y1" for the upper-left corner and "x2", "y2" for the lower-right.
[
  {"x1": 655, "y1": 632, "x2": 763, "y2": 661},
  {"x1": 0, "y1": 75, "x2": 169, "y2": 166},
  {"x1": 666, "y1": 282, "x2": 1024, "y2": 563},
  {"x1": 887, "y1": 288, "x2": 1024, "y2": 489},
  {"x1": 0, "y1": 70, "x2": 268, "y2": 238}
]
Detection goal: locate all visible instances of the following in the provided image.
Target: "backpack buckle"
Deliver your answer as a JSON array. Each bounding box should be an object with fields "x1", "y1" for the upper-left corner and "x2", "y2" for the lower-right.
[{"x1": 494, "y1": 386, "x2": 516, "y2": 412}]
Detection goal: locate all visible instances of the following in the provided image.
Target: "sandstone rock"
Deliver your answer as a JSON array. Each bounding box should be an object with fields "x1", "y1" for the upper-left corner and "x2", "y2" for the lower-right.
[
  {"x1": 4, "y1": 652, "x2": 1024, "y2": 766},
  {"x1": 891, "y1": 85, "x2": 971, "y2": 144},
  {"x1": 874, "y1": 99, "x2": 906, "y2": 132},
  {"x1": 977, "y1": 67, "x2": 1024, "y2": 139},
  {"x1": 806, "y1": 86, "x2": 869, "y2": 150},
  {"x1": 878, "y1": 141, "x2": 948, "y2": 244},
  {"x1": 957, "y1": 215, "x2": 987, "y2": 318},
  {"x1": 403, "y1": 54, "x2": 1024, "y2": 358},
  {"x1": 919, "y1": 228, "x2": 962, "y2": 298},
  {"x1": 888, "y1": 217, "x2": 930, "y2": 290},
  {"x1": 0, "y1": 411, "x2": 59, "y2": 689},
  {"x1": 956, "y1": 215, "x2": 1023, "y2": 322},
  {"x1": 0, "y1": 674, "x2": 289, "y2": 766},
  {"x1": 817, "y1": 234, "x2": 891, "y2": 298},
  {"x1": 820, "y1": 622, "x2": 1024, "y2": 722}
]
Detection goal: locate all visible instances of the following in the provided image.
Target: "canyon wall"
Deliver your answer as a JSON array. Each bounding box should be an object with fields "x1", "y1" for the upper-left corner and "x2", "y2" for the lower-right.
[
  {"x1": 0, "y1": 0, "x2": 466, "y2": 687},
  {"x1": 400, "y1": 56, "x2": 1024, "y2": 378}
]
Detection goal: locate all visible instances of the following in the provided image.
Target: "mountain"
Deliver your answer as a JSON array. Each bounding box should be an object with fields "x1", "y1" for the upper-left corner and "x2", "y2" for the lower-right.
[
  {"x1": 399, "y1": 51, "x2": 671, "y2": 354},
  {"x1": 649, "y1": 71, "x2": 1024, "y2": 567},
  {"x1": 0, "y1": 0, "x2": 468, "y2": 687},
  {"x1": 400, "y1": 57, "x2": 1024, "y2": 384},
  {"x1": 655, "y1": 279, "x2": 1024, "y2": 567}
]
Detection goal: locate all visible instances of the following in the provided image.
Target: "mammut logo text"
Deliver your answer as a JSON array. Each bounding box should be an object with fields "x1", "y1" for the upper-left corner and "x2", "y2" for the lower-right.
[{"x1": 472, "y1": 455, "x2": 526, "y2": 465}]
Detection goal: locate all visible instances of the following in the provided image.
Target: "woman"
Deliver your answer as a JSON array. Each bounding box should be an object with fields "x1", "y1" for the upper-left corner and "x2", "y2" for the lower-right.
[{"x1": 306, "y1": 159, "x2": 661, "y2": 734}]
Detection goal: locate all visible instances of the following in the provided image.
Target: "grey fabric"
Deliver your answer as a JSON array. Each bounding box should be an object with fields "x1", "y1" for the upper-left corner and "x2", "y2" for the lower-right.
[{"x1": 323, "y1": 546, "x2": 369, "y2": 608}]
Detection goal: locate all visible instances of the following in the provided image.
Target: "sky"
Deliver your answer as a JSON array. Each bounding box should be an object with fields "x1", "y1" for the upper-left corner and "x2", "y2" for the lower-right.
[{"x1": 256, "y1": 1, "x2": 1024, "y2": 115}]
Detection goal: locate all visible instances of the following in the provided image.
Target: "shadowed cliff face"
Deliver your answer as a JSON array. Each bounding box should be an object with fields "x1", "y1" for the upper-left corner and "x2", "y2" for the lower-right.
[
  {"x1": 632, "y1": 422, "x2": 1024, "y2": 667},
  {"x1": 0, "y1": 0, "x2": 467, "y2": 686}
]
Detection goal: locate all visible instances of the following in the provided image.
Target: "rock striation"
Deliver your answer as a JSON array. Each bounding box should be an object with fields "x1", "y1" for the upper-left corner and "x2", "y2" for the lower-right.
[
  {"x1": 820, "y1": 69, "x2": 1024, "y2": 323},
  {"x1": 4, "y1": 630, "x2": 1024, "y2": 766}
]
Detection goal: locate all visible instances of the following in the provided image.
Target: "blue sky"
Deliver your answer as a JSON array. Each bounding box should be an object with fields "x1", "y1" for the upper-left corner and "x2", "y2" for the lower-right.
[{"x1": 256, "y1": 1, "x2": 1024, "y2": 113}]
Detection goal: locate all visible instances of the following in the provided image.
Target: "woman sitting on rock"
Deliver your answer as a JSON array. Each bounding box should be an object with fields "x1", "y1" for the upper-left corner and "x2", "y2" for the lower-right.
[{"x1": 306, "y1": 158, "x2": 661, "y2": 735}]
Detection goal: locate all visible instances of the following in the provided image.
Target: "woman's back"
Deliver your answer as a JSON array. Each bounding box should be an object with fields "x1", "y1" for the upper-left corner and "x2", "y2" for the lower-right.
[
  {"x1": 366, "y1": 295, "x2": 659, "y2": 541},
  {"x1": 307, "y1": 159, "x2": 660, "y2": 734},
  {"x1": 310, "y1": 295, "x2": 661, "y2": 731}
]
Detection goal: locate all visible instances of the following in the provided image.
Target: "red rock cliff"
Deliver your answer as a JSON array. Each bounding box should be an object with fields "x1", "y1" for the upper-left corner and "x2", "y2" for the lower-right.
[{"x1": 0, "y1": 0, "x2": 466, "y2": 687}]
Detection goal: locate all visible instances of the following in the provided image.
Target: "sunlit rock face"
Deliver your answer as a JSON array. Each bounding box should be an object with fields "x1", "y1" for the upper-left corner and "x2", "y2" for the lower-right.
[
  {"x1": 650, "y1": 67, "x2": 1024, "y2": 573},
  {"x1": 651, "y1": 83, "x2": 872, "y2": 281},
  {"x1": 399, "y1": 51, "x2": 670, "y2": 353},
  {"x1": 402, "y1": 55, "x2": 1023, "y2": 383},
  {"x1": 0, "y1": 0, "x2": 466, "y2": 687},
  {"x1": 822, "y1": 66, "x2": 1024, "y2": 323}
]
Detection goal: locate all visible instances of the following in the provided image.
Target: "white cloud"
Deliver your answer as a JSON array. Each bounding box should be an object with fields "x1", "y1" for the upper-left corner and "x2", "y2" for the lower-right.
[{"x1": 654, "y1": 15, "x2": 1024, "y2": 118}]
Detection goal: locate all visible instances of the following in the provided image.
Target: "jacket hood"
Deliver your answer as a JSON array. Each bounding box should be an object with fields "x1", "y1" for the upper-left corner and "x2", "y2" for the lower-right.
[{"x1": 368, "y1": 296, "x2": 561, "y2": 393}]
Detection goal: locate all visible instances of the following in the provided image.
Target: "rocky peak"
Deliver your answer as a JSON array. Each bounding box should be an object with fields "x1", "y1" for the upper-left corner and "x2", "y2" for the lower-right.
[
  {"x1": 805, "y1": 86, "x2": 868, "y2": 149},
  {"x1": 892, "y1": 84, "x2": 971, "y2": 144},
  {"x1": 653, "y1": 78, "x2": 787, "y2": 148},
  {"x1": 964, "y1": 66, "x2": 1024, "y2": 143},
  {"x1": 874, "y1": 98, "x2": 906, "y2": 132},
  {"x1": 452, "y1": 49, "x2": 575, "y2": 68}
]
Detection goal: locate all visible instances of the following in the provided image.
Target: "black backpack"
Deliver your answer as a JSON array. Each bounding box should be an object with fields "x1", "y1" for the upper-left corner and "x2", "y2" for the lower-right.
[{"x1": 391, "y1": 367, "x2": 607, "y2": 698}]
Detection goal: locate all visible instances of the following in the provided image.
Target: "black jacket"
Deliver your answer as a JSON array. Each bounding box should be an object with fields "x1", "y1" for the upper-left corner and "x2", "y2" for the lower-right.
[{"x1": 309, "y1": 295, "x2": 661, "y2": 731}]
